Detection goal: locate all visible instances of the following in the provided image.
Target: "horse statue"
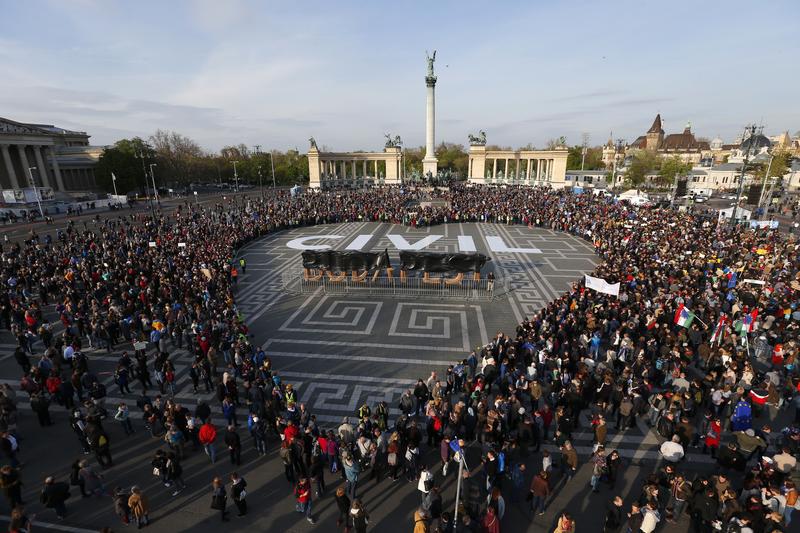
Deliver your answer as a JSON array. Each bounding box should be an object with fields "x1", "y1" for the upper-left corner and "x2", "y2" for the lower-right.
[{"x1": 468, "y1": 130, "x2": 487, "y2": 146}]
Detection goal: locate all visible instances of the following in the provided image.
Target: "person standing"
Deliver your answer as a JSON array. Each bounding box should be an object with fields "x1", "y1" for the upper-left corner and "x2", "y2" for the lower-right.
[
  {"x1": 347, "y1": 498, "x2": 370, "y2": 533},
  {"x1": 224, "y1": 425, "x2": 242, "y2": 466},
  {"x1": 165, "y1": 452, "x2": 186, "y2": 496},
  {"x1": 114, "y1": 403, "x2": 135, "y2": 436},
  {"x1": 294, "y1": 477, "x2": 315, "y2": 524},
  {"x1": 210, "y1": 476, "x2": 229, "y2": 522},
  {"x1": 553, "y1": 511, "x2": 575, "y2": 533},
  {"x1": 0, "y1": 465, "x2": 23, "y2": 508},
  {"x1": 230, "y1": 472, "x2": 247, "y2": 517},
  {"x1": 603, "y1": 496, "x2": 625, "y2": 532},
  {"x1": 39, "y1": 476, "x2": 70, "y2": 519},
  {"x1": 334, "y1": 486, "x2": 351, "y2": 529},
  {"x1": 127, "y1": 486, "x2": 150, "y2": 529}
]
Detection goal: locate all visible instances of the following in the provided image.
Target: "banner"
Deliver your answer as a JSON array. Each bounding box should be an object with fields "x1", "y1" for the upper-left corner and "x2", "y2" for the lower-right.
[
  {"x1": 749, "y1": 220, "x2": 779, "y2": 229},
  {"x1": 584, "y1": 274, "x2": 620, "y2": 297},
  {"x1": 398, "y1": 251, "x2": 490, "y2": 273}
]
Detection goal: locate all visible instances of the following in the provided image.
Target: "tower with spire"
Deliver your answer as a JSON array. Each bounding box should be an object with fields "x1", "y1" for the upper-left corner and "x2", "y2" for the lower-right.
[{"x1": 645, "y1": 114, "x2": 664, "y2": 151}]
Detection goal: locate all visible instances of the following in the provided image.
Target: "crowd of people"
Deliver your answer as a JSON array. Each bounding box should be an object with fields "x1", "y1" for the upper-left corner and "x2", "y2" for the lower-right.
[{"x1": 0, "y1": 184, "x2": 798, "y2": 533}]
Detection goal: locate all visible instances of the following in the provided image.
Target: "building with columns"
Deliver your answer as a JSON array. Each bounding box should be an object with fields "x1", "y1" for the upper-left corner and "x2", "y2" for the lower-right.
[
  {"x1": 307, "y1": 141, "x2": 403, "y2": 189},
  {"x1": 0, "y1": 117, "x2": 100, "y2": 199},
  {"x1": 467, "y1": 144, "x2": 569, "y2": 188}
]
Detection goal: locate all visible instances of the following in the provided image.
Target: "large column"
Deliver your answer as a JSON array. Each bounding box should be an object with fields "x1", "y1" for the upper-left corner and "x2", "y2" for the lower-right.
[
  {"x1": 352, "y1": 160, "x2": 357, "y2": 179},
  {"x1": 1, "y1": 145, "x2": 20, "y2": 189},
  {"x1": 16, "y1": 145, "x2": 32, "y2": 186},
  {"x1": 33, "y1": 146, "x2": 52, "y2": 189},
  {"x1": 492, "y1": 159, "x2": 497, "y2": 178},
  {"x1": 47, "y1": 147, "x2": 65, "y2": 191},
  {"x1": 362, "y1": 160, "x2": 367, "y2": 177},
  {"x1": 422, "y1": 73, "x2": 438, "y2": 176}
]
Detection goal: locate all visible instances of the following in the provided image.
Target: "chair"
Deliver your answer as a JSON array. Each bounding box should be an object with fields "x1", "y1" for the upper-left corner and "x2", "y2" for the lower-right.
[
  {"x1": 423, "y1": 272, "x2": 440, "y2": 285},
  {"x1": 445, "y1": 272, "x2": 464, "y2": 286},
  {"x1": 303, "y1": 268, "x2": 322, "y2": 281},
  {"x1": 326, "y1": 270, "x2": 346, "y2": 282}
]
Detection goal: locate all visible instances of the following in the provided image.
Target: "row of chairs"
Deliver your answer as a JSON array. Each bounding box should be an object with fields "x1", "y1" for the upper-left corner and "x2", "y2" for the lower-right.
[{"x1": 302, "y1": 268, "x2": 481, "y2": 286}]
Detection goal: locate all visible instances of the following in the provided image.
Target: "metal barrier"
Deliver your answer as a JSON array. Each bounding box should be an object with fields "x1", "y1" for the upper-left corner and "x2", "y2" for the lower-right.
[{"x1": 280, "y1": 269, "x2": 505, "y2": 301}]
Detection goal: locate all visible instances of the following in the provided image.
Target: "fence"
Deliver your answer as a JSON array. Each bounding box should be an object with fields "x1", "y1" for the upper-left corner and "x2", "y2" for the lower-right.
[{"x1": 280, "y1": 269, "x2": 505, "y2": 301}]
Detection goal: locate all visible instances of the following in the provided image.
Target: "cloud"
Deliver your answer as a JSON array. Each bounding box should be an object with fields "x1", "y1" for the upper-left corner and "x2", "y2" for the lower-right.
[{"x1": 549, "y1": 89, "x2": 624, "y2": 102}]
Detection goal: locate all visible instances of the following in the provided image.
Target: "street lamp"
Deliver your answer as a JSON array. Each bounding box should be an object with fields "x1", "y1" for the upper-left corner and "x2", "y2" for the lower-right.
[
  {"x1": 269, "y1": 151, "x2": 276, "y2": 189},
  {"x1": 149, "y1": 163, "x2": 159, "y2": 206},
  {"x1": 232, "y1": 160, "x2": 239, "y2": 192},
  {"x1": 26, "y1": 166, "x2": 45, "y2": 219}
]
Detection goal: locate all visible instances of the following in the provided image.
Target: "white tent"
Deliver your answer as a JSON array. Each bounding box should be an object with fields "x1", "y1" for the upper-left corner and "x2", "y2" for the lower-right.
[{"x1": 718, "y1": 206, "x2": 752, "y2": 222}]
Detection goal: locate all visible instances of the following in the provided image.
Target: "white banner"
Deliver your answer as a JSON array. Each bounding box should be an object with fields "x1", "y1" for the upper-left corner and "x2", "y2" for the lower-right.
[{"x1": 585, "y1": 274, "x2": 620, "y2": 297}]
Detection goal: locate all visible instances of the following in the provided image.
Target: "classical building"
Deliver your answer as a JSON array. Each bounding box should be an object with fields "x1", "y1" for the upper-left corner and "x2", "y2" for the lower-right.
[
  {"x1": 307, "y1": 139, "x2": 403, "y2": 189},
  {"x1": 627, "y1": 114, "x2": 711, "y2": 164},
  {"x1": 467, "y1": 142, "x2": 569, "y2": 188},
  {"x1": 0, "y1": 117, "x2": 100, "y2": 197}
]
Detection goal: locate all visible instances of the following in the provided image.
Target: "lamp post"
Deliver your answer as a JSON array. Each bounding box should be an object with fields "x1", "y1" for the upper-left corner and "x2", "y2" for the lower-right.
[
  {"x1": 149, "y1": 163, "x2": 159, "y2": 207},
  {"x1": 27, "y1": 166, "x2": 44, "y2": 219},
  {"x1": 232, "y1": 160, "x2": 239, "y2": 192},
  {"x1": 269, "y1": 151, "x2": 276, "y2": 189}
]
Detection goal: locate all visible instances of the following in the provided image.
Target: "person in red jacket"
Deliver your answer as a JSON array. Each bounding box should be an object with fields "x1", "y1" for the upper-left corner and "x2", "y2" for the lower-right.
[
  {"x1": 199, "y1": 421, "x2": 217, "y2": 463},
  {"x1": 702, "y1": 417, "x2": 721, "y2": 459},
  {"x1": 283, "y1": 420, "x2": 299, "y2": 444}
]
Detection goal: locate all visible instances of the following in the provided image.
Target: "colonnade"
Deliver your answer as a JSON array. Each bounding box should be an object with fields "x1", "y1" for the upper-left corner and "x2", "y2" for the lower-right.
[{"x1": 0, "y1": 142, "x2": 65, "y2": 191}]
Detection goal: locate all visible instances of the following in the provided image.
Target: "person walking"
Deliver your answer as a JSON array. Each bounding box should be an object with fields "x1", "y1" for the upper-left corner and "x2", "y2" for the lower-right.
[
  {"x1": 210, "y1": 476, "x2": 229, "y2": 522},
  {"x1": 529, "y1": 470, "x2": 550, "y2": 517},
  {"x1": 114, "y1": 403, "x2": 135, "y2": 436},
  {"x1": 77, "y1": 459, "x2": 106, "y2": 497},
  {"x1": 128, "y1": 486, "x2": 150, "y2": 529},
  {"x1": 165, "y1": 452, "x2": 186, "y2": 495},
  {"x1": 39, "y1": 476, "x2": 70, "y2": 519},
  {"x1": 230, "y1": 472, "x2": 247, "y2": 517},
  {"x1": 198, "y1": 420, "x2": 217, "y2": 464}
]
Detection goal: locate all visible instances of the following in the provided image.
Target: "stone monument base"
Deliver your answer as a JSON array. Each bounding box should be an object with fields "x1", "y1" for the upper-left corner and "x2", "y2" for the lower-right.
[{"x1": 422, "y1": 158, "x2": 438, "y2": 177}]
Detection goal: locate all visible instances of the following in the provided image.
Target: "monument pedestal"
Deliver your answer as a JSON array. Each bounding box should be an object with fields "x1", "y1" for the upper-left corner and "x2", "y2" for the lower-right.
[{"x1": 422, "y1": 158, "x2": 438, "y2": 177}]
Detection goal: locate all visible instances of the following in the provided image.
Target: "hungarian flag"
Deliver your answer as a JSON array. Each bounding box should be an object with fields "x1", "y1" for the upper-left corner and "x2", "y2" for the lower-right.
[
  {"x1": 674, "y1": 304, "x2": 695, "y2": 328},
  {"x1": 710, "y1": 314, "x2": 728, "y2": 345}
]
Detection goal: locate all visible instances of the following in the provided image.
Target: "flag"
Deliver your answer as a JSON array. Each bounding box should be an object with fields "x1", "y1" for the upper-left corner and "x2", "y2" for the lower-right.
[
  {"x1": 710, "y1": 314, "x2": 727, "y2": 345},
  {"x1": 674, "y1": 304, "x2": 695, "y2": 328},
  {"x1": 742, "y1": 309, "x2": 757, "y2": 332},
  {"x1": 727, "y1": 272, "x2": 738, "y2": 288},
  {"x1": 584, "y1": 275, "x2": 620, "y2": 297}
]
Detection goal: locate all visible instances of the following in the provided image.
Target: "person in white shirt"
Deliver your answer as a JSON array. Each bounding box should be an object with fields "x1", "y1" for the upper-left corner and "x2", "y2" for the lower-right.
[
  {"x1": 659, "y1": 435, "x2": 685, "y2": 463},
  {"x1": 640, "y1": 501, "x2": 661, "y2": 533}
]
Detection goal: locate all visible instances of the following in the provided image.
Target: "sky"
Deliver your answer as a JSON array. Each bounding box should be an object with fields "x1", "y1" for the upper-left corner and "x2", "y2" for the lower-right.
[{"x1": 1, "y1": 0, "x2": 798, "y2": 153}]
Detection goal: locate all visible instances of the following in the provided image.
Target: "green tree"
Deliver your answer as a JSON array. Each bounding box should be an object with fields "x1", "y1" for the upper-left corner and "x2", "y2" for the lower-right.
[
  {"x1": 567, "y1": 145, "x2": 605, "y2": 170},
  {"x1": 435, "y1": 142, "x2": 468, "y2": 177},
  {"x1": 95, "y1": 137, "x2": 154, "y2": 194},
  {"x1": 624, "y1": 150, "x2": 660, "y2": 189},
  {"x1": 753, "y1": 149, "x2": 792, "y2": 182},
  {"x1": 657, "y1": 156, "x2": 692, "y2": 188},
  {"x1": 149, "y1": 130, "x2": 206, "y2": 186}
]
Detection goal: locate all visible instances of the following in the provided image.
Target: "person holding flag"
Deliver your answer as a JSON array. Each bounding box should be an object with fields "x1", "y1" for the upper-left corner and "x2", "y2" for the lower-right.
[{"x1": 674, "y1": 304, "x2": 695, "y2": 329}]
